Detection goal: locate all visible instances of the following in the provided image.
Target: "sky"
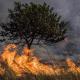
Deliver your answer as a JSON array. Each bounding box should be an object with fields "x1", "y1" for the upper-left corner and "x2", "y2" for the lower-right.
[
  {"x1": 0, "y1": 0, "x2": 80, "y2": 36},
  {"x1": 0, "y1": 0, "x2": 80, "y2": 53}
]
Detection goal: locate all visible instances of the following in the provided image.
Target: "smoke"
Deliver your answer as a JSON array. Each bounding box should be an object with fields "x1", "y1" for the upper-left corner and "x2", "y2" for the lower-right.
[
  {"x1": 0, "y1": 0, "x2": 80, "y2": 35},
  {"x1": 0, "y1": 0, "x2": 80, "y2": 60},
  {"x1": 0, "y1": 1, "x2": 79, "y2": 26}
]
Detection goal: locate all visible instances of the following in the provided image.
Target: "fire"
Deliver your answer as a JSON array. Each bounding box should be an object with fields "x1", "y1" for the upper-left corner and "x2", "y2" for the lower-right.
[
  {"x1": 0, "y1": 44, "x2": 55, "y2": 76},
  {"x1": 0, "y1": 44, "x2": 80, "y2": 77},
  {"x1": 66, "y1": 58, "x2": 80, "y2": 73}
]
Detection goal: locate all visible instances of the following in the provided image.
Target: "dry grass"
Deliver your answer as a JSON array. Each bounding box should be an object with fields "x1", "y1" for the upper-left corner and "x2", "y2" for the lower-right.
[{"x1": 0, "y1": 57, "x2": 80, "y2": 80}]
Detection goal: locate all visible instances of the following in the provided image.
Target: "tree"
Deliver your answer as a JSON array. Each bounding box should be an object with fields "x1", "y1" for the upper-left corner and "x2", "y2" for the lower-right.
[{"x1": 0, "y1": 2, "x2": 68, "y2": 49}]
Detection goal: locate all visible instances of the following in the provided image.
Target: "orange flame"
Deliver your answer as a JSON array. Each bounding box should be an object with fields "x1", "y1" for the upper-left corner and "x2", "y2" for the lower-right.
[
  {"x1": 66, "y1": 58, "x2": 80, "y2": 73},
  {"x1": 0, "y1": 44, "x2": 55, "y2": 76},
  {"x1": 0, "y1": 44, "x2": 80, "y2": 77}
]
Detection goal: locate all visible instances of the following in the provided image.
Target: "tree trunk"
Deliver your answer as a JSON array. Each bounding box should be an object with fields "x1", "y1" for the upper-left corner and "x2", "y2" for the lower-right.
[
  {"x1": 25, "y1": 34, "x2": 35, "y2": 49},
  {"x1": 26, "y1": 38, "x2": 34, "y2": 49},
  {"x1": 26, "y1": 40, "x2": 31, "y2": 49}
]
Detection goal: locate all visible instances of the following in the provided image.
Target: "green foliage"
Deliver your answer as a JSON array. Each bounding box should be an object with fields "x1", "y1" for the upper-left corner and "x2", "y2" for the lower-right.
[{"x1": 0, "y1": 2, "x2": 69, "y2": 48}]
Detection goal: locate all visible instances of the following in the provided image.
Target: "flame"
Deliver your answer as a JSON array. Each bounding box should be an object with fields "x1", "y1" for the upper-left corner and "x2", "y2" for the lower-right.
[
  {"x1": 0, "y1": 44, "x2": 55, "y2": 76},
  {"x1": 66, "y1": 58, "x2": 80, "y2": 73},
  {"x1": 0, "y1": 44, "x2": 80, "y2": 77}
]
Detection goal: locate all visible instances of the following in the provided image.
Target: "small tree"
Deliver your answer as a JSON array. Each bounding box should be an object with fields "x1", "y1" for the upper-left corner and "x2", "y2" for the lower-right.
[{"x1": 0, "y1": 2, "x2": 68, "y2": 49}]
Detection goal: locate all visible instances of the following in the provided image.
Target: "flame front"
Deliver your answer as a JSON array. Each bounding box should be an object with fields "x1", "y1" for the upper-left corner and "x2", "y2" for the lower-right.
[
  {"x1": 0, "y1": 44, "x2": 55, "y2": 76},
  {"x1": 0, "y1": 44, "x2": 80, "y2": 77},
  {"x1": 66, "y1": 58, "x2": 80, "y2": 73}
]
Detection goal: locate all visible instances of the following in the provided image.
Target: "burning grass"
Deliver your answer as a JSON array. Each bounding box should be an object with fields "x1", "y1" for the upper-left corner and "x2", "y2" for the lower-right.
[{"x1": 0, "y1": 44, "x2": 80, "y2": 80}]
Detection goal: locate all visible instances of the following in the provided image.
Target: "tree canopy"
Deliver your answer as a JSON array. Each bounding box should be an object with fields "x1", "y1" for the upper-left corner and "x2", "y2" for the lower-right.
[{"x1": 0, "y1": 2, "x2": 68, "y2": 48}]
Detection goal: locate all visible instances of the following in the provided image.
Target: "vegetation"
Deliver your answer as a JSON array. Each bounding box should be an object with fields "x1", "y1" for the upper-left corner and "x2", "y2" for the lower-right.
[
  {"x1": 2, "y1": 73, "x2": 80, "y2": 80},
  {"x1": 1, "y1": 63, "x2": 80, "y2": 80},
  {"x1": 0, "y1": 2, "x2": 68, "y2": 48},
  {"x1": 0, "y1": 2, "x2": 72, "y2": 80}
]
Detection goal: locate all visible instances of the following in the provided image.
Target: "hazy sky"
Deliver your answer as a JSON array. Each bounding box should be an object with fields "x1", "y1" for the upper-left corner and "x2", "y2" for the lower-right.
[
  {"x1": 0, "y1": 0, "x2": 80, "y2": 57},
  {"x1": 0, "y1": 0, "x2": 80, "y2": 40},
  {"x1": 0, "y1": 0, "x2": 80, "y2": 29}
]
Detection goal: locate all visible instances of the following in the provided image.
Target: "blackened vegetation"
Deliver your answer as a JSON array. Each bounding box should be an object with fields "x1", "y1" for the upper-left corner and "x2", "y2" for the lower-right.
[{"x1": 0, "y1": 2, "x2": 69, "y2": 48}]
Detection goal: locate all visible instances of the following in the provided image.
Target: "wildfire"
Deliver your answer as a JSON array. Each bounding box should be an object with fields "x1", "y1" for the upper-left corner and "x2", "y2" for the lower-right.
[
  {"x1": 0, "y1": 44, "x2": 55, "y2": 76},
  {"x1": 0, "y1": 44, "x2": 80, "y2": 77},
  {"x1": 66, "y1": 58, "x2": 80, "y2": 73}
]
